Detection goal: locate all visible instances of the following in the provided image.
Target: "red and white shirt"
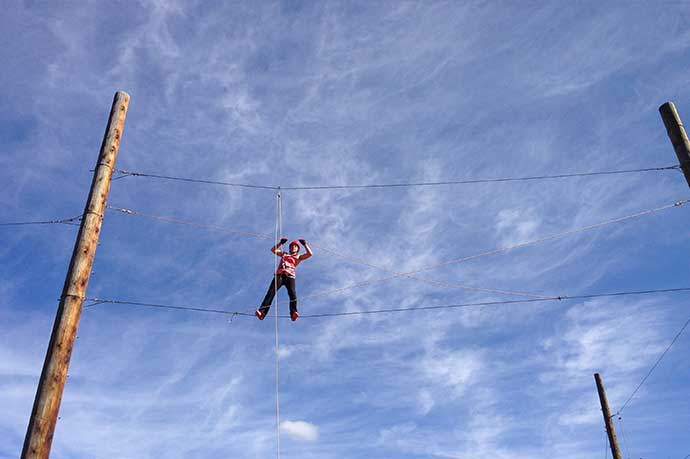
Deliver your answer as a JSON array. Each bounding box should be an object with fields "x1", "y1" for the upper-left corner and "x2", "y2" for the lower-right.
[{"x1": 276, "y1": 254, "x2": 301, "y2": 278}]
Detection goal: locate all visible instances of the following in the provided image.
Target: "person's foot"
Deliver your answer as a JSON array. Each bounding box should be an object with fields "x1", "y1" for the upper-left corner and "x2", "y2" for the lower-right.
[
  {"x1": 291, "y1": 311, "x2": 299, "y2": 322},
  {"x1": 255, "y1": 309, "x2": 266, "y2": 320}
]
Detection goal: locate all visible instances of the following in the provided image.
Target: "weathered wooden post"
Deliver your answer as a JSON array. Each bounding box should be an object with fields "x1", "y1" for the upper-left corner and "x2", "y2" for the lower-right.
[
  {"x1": 594, "y1": 373, "x2": 622, "y2": 459},
  {"x1": 659, "y1": 101, "x2": 690, "y2": 188},
  {"x1": 21, "y1": 91, "x2": 130, "y2": 459}
]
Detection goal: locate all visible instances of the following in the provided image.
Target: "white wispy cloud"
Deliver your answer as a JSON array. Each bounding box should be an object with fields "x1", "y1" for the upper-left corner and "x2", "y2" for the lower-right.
[{"x1": 280, "y1": 419, "x2": 319, "y2": 442}]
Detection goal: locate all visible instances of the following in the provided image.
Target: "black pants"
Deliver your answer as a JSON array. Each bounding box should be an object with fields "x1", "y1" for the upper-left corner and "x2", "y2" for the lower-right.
[{"x1": 259, "y1": 273, "x2": 297, "y2": 315}]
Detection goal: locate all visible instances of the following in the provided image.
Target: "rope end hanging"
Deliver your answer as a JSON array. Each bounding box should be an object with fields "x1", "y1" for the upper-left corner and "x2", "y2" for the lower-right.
[
  {"x1": 228, "y1": 312, "x2": 239, "y2": 324},
  {"x1": 273, "y1": 186, "x2": 283, "y2": 458}
]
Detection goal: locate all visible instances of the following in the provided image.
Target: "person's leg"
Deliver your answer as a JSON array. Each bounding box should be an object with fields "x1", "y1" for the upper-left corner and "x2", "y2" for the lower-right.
[
  {"x1": 259, "y1": 274, "x2": 283, "y2": 317},
  {"x1": 285, "y1": 276, "x2": 298, "y2": 315}
]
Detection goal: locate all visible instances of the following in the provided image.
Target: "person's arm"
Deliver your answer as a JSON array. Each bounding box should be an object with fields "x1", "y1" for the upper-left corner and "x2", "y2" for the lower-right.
[
  {"x1": 298, "y1": 239, "x2": 313, "y2": 261},
  {"x1": 272, "y1": 238, "x2": 288, "y2": 256}
]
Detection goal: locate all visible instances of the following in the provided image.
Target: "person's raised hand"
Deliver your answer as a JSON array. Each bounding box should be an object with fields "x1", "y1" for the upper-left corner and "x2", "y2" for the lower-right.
[{"x1": 279, "y1": 237, "x2": 288, "y2": 245}]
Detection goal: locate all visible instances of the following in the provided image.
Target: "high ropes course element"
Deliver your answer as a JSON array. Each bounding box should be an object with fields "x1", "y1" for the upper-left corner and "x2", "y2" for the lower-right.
[
  {"x1": 111, "y1": 164, "x2": 680, "y2": 190},
  {"x1": 105, "y1": 205, "x2": 545, "y2": 300},
  {"x1": 0, "y1": 215, "x2": 82, "y2": 226},
  {"x1": 615, "y1": 311, "x2": 690, "y2": 416},
  {"x1": 7, "y1": 198, "x2": 687, "y2": 304},
  {"x1": 83, "y1": 286, "x2": 690, "y2": 319},
  {"x1": 7, "y1": 198, "x2": 690, "y2": 307},
  {"x1": 102, "y1": 198, "x2": 689, "y2": 304},
  {"x1": 5, "y1": 160, "x2": 689, "y2": 458}
]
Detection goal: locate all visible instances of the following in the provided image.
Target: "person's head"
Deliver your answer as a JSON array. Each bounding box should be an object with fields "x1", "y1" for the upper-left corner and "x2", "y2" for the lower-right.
[{"x1": 289, "y1": 240, "x2": 300, "y2": 255}]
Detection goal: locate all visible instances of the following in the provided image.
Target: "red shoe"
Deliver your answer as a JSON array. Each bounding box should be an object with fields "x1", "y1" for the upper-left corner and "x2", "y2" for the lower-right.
[
  {"x1": 255, "y1": 309, "x2": 265, "y2": 320},
  {"x1": 291, "y1": 311, "x2": 299, "y2": 322}
]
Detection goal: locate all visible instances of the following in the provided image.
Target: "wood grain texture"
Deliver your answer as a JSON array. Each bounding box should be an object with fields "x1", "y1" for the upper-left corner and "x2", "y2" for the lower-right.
[{"x1": 22, "y1": 91, "x2": 130, "y2": 459}]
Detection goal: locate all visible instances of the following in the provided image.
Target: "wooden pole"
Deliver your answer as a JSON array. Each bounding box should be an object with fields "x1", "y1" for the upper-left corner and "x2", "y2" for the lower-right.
[
  {"x1": 594, "y1": 373, "x2": 622, "y2": 459},
  {"x1": 21, "y1": 91, "x2": 130, "y2": 459},
  {"x1": 659, "y1": 101, "x2": 690, "y2": 188}
]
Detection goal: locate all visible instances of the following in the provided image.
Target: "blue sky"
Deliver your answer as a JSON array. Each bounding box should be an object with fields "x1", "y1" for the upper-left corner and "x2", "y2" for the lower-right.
[{"x1": 2, "y1": 1, "x2": 690, "y2": 458}]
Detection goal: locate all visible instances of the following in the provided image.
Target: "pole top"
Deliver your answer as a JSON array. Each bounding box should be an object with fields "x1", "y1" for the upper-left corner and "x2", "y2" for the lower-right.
[
  {"x1": 659, "y1": 101, "x2": 686, "y2": 134},
  {"x1": 114, "y1": 91, "x2": 131, "y2": 104},
  {"x1": 659, "y1": 101, "x2": 677, "y2": 117}
]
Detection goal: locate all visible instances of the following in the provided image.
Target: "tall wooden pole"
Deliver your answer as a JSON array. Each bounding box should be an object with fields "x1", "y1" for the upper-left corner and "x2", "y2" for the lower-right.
[
  {"x1": 594, "y1": 373, "x2": 622, "y2": 459},
  {"x1": 659, "y1": 101, "x2": 690, "y2": 188},
  {"x1": 21, "y1": 91, "x2": 130, "y2": 459}
]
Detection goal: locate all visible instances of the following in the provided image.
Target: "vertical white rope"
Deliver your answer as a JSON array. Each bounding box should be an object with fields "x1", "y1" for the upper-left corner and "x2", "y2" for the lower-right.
[{"x1": 274, "y1": 190, "x2": 282, "y2": 459}]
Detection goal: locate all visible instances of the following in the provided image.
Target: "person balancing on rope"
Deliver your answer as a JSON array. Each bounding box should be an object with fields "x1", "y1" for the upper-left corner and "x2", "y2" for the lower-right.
[{"x1": 256, "y1": 238, "x2": 313, "y2": 322}]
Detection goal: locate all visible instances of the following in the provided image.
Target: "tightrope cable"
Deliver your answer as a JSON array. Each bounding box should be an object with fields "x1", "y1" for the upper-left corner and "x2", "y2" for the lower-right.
[
  {"x1": 114, "y1": 169, "x2": 277, "y2": 190},
  {"x1": 83, "y1": 286, "x2": 690, "y2": 319},
  {"x1": 108, "y1": 205, "x2": 546, "y2": 299},
  {"x1": 280, "y1": 165, "x2": 681, "y2": 190},
  {"x1": 84, "y1": 299, "x2": 251, "y2": 315},
  {"x1": 106, "y1": 200, "x2": 689, "y2": 303},
  {"x1": 0, "y1": 215, "x2": 82, "y2": 227},
  {"x1": 309, "y1": 242, "x2": 548, "y2": 299},
  {"x1": 107, "y1": 206, "x2": 272, "y2": 240},
  {"x1": 113, "y1": 165, "x2": 679, "y2": 191},
  {"x1": 615, "y1": 310, "x2": 690, "y2": 416},
  {"x1": 302, "y1": 200, "x2": 690, "y2": 302}
]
